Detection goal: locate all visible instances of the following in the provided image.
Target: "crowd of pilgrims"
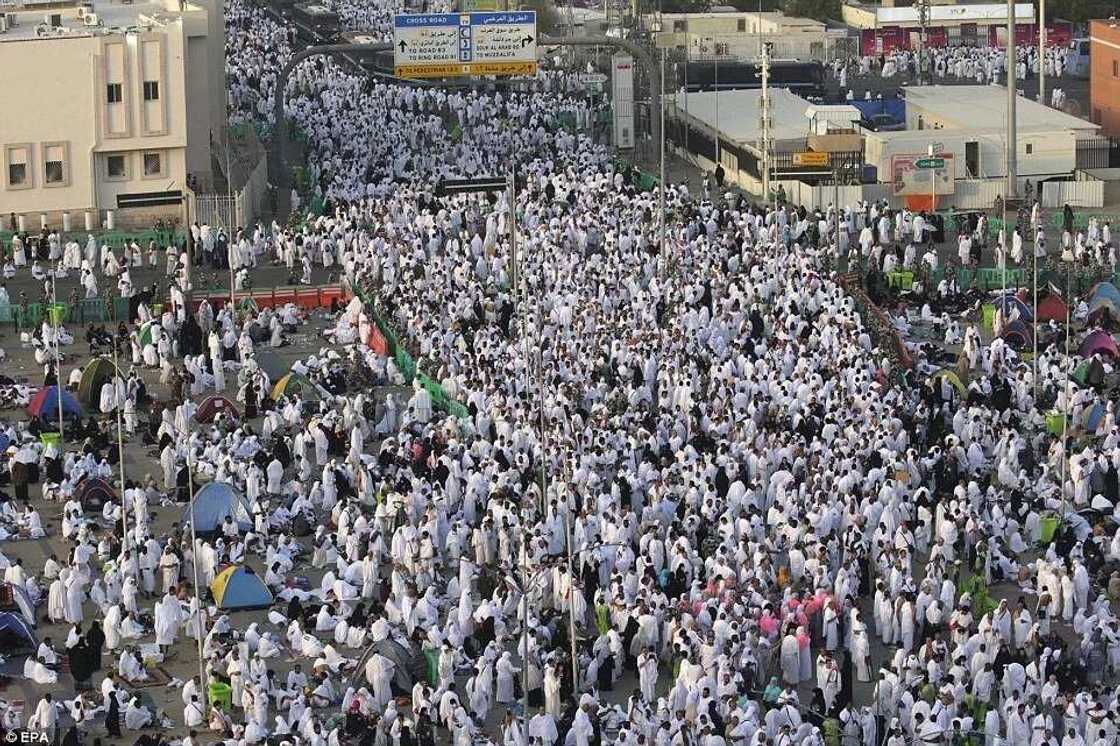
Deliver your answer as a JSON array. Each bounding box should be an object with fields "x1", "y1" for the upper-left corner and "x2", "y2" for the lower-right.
[
  {"x1": 7, "y1": 1, "x2": 1120, "y2": 746},
  {"x1": 829, "y1": 41, "x2": 1073, "y2": 100}
]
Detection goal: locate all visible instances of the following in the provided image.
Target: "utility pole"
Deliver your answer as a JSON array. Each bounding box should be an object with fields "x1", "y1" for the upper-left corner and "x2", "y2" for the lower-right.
[
  {"x1": 760, "y1": 42, "x2": 772, "y2": 205},
  {"x1": 659, "y1": 46, "x2": 667, "y2": 275},
  {"x1": 714, "y1": 46, "x2": 721, "y2": 167},
  {"x1": 1006, "y1": 0, "x2": 1018, "y2": 200},
  {"x1": 1038, "y1": 0, "x2": 1046, "y2": 104},
  {"x1": 834, "y1": 160, "x2": 841, "y2": 260},
  {"x1": 916, "y1": 0, "x2": 929, "y2": 86}
]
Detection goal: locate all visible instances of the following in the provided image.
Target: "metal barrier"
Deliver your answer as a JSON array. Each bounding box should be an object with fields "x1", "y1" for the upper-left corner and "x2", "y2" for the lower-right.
[{"x1": 187, "y1": 283, "x2": 348, "y2": 313}]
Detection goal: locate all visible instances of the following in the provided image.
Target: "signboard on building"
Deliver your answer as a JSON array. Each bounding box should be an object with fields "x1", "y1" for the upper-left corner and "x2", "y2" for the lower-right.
[
  {"x1": 393, "y1": 11, "x2": 537, "y2": 78},
  {"x1": 892, "y1": 153, "x2": 954, "y2": 196},
  {"x1": 793, "y1": 152, "x2": 830, "y2": 167}
]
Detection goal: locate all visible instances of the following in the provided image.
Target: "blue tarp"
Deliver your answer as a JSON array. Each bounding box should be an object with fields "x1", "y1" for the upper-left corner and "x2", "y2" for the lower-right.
[
  {"x1": 212, "y1": 566, "x2": 274, "y2": 610},
  {"x1": 850, "y1": 98, "x2": 905, "y2": 123},
  {"x1": 0, "y1": 611, "x2": 37, "y2": 652},
  {"x1": 183, "y1": 482, "x2": 253, "y2": 533}
]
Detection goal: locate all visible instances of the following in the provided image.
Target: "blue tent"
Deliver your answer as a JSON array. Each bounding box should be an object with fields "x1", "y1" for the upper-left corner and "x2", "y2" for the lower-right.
[
  {"x1": 211, "y1": 565, "x2": 274, "y2": 610},
  {"x1": 1091, "y1": 281, "x2": 1120, "y2": 306},
  {"x1": 0, "y1": 611, "x2": 37, "y2": 653},
  {"x1": 994, "y1": 293, "x2": 1034, "y2": 321},
  {"x1": 1085, "y1": 402, "x2": 1108, "y2": 433},
  {"x1": 26, "y1": 385, "x2": 81, "y2": 420},
  {"x1": 182, "y1": 482, "x2": 253, "y2": 534}
]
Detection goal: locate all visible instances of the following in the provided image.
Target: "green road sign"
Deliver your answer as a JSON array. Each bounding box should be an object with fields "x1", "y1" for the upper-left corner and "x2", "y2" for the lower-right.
[{"x1": 916, "y1": 157, "x2": 945, "y2": 169}]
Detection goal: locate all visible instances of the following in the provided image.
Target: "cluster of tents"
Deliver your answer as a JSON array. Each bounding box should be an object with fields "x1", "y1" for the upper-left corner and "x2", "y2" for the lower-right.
[{"x1": 178, "y1": 481, "x2": 276, "y2": 610}]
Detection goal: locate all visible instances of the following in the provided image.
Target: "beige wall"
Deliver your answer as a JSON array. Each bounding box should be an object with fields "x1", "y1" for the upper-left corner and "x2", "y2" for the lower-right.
[
  {"x1": 0, "y1": 1, "x2": 219, "y2": 223},
  {"x1": 840, "y1": 5, "x2": 878, "y2": 29}
]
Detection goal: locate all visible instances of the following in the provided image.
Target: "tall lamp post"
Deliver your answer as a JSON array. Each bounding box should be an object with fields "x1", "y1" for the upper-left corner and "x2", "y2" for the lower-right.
[{"x1": 1058, "y1": 246, "x2": 1075, "y2": 520}]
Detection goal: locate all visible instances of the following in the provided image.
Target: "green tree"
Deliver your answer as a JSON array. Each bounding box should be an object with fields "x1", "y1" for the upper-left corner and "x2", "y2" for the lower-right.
[
  {"x1": 518, "y1": 0, "x2": 562, "y2": 33},
  {"x1": 781, "y1": 0, "x2": 840, "y2": 22}
]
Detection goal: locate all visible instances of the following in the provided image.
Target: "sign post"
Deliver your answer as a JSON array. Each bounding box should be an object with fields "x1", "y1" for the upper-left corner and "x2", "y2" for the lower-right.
[
  {"x1": 393, "y1": 11, "x2": 538, "y2": 78},
  {"x1": 891, "y1": 152, "x2": 954, "y2": 213},
  {"x1": 919, "y1": 145, "x2": 942, "y2": 213}
]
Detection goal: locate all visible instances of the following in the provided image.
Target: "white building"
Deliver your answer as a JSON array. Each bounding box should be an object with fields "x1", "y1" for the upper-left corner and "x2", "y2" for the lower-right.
[
  {"x1": 668, "y1": 88, "x2": 863, "y2": 194},
  {"x1": 650, "y1": 11, "x2": 852, "y2": 62},
  {"x1": 0, "y1": 0, "x2": 225, "y2": 229},
  {"x1": 863, "y1": 86, "x2": 1100, "y2": 186}
]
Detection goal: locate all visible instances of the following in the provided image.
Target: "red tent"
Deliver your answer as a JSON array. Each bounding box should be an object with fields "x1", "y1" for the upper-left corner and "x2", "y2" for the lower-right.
[
  {"x1": 1037, "y1": 295, "x2": 1069, "y2": 323},
  {"x1": 196, "y1": 394, "x2": 241, "y2": 423}
]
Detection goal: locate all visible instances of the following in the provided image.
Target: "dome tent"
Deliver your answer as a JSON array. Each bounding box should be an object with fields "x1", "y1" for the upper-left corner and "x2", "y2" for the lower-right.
[
  {"x1": 75, "y1": 476, "x2": 116, "y2": 514},
  {"x1": 0, "y1": 581, "x2": 36, "y2": 626},
  {"x1": 76, "y1": 357, "x2": 120, "y2": 409},
  {"x1": 1079, "y1": 330, "x2": 1120, "y2": 359},
  {"x1": 196, "y1": 395, "x2": 241, "y2": 424},
  {"x1": 182, "y1": 482, "x2": 253, "y2": 534},
  {"x1": 211, "y1": 565, "x2": 273, "y2": 610},
  {"x1": 270, "y1": 372, "x2": 325, "y2": 402},
  {"x1": 27, "y1": 386, "x2": 81, "y2": 420},
  {"x1": 1037, "y1": 295, "x2": 1069, "y2": 323},
  {"x1": 0, "y1": 611, "x2": 37, "y2": 654}
]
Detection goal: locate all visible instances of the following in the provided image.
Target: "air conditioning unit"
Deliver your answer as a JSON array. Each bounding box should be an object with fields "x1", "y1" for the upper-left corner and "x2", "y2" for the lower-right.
[
  {"x1": 77, "y1": 3, "x2": 94, "y2": 18},
  {"x1": 83, "y1": 13, "x2": 99, "y2": 25}
]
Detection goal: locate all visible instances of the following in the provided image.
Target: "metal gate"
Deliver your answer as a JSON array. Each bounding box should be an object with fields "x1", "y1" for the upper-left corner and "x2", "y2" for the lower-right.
[
  {"x1": 1076, "y1": 135, "x2": 1111, "y2": 170},
  {"x1": 191, "y1": 193, "x2": 240, "y2": 231}
]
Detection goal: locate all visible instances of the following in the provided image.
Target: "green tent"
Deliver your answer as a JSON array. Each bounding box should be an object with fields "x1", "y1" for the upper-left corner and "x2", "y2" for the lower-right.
[
  {"x1": 76, "y1": 357, "x2": 120, "y2": 408},
  {"x1": 139, "y1": 321, "x2": 157, "y2": 347}
]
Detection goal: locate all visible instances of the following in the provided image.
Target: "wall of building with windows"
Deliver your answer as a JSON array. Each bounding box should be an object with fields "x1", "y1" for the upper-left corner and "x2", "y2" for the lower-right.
[{"x1": 0, "y1": 0, "x2": 221, "y2": 227}]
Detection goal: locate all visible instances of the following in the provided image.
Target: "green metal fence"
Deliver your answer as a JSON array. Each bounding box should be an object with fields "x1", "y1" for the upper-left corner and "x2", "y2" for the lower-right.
[{"x1": 352, "y1": 285, "x2": 470, "y2": 421}]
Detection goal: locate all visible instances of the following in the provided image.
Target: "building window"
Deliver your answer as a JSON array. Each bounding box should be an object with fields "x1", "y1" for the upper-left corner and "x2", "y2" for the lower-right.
[
  {"x1": 737, "y1": 18, "x2": 746, "y2": 32},
  {"x1": 1095, "y1": 108, "x2": 1103, "y2": 124},
  {"x1": 8, "y1": 162, "x2": 26, "y2": 186},
  {"x1": 7, "y1": 146, "x2": 28, "y2": 189},
  {"x1": 1114, "y1": 59, "x2": 1119, "y2": 77},
  {"x1": 1025, "y1": 143, "x2": 1033, "y2": 155},
  {"x1": 107, "y1": 154, "x2": 127, "y2": 179},
  {"x1": 106, "y1": 82, "x2": 123, "y2": 104},
  {"x1": 143, "y1": 81, "x2": 159, "y2": 101},
  {"x1": 42, "y1": 142, "x2": 68, "y2": 187},
  {"x1": 143, "y1": 151, "x2": 162, "y2": 177},
  {"x1": 672, "y1": 20, "x2": 686, "y2": 32},
  {"x1": 6, "y1": 145, "x2": 29, "y2": 189}
]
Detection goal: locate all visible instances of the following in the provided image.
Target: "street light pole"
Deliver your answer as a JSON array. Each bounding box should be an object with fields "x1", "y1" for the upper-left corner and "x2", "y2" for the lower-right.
[
  {"x1": 761, "y1": 42, "x2": 771, "y2": 205},
  {"x1": 1038, "y1": 0, "x2": 1046, "y2": 105},
  {"x1": 112, "y1": 336, "x2": 137, "y2": 586},
  {"x1": 1006, "y1": 0, "x2": 1018, "y2": 200},
  {"x1": 52, "y1": 275, "x2": 64, "y2": 440},
  {"x1": 714, "y1": 48, "x2": 721, "y2": 168},
  {"x1": 185, "y1": 444, "x2": 208, "y2": 714},
  {"x1": 659, "y1": 46, "x2": 667, "y2": 276},
  {"x1": 1059, "y1": 251, "x2": 1073, "y2": 519}
]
